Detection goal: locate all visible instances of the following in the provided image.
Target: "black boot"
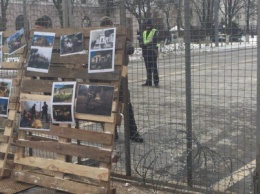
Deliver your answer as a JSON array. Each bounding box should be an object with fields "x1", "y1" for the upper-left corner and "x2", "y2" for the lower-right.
[
  {"x1": 130, "y1": 132, "x2": 144, "y2": 143},
  {"x1": 115, "y1": 128, "x2": 119, "y2": 141}
]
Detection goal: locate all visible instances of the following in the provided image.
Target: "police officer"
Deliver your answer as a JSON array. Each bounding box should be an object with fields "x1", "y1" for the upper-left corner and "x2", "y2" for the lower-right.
[{"x1": 140, "y1": 19, "x2": 159, "y2": 87}]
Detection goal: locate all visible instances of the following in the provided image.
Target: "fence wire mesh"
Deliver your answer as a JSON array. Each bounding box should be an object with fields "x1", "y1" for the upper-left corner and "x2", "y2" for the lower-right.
[{"x1": 0, "y1": 0, "x2": 258, "y2": 193}]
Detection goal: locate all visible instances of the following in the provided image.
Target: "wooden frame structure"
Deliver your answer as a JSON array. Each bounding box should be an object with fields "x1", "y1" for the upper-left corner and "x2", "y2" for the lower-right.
[
  {"x1": 0, "y1": 27, "x2": 129, "y2": 193},
  {"x1": 0, "y1": 30, "x2": 27, "y2": 179}
]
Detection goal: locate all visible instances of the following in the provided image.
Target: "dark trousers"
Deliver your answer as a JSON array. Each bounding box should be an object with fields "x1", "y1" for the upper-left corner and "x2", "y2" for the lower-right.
[
  {"x1": 144, "y1": 55, "x2": 159, "y2": 85},
  {"x1": 128, "y1": 102, "x2": 137, "y2": 135}
]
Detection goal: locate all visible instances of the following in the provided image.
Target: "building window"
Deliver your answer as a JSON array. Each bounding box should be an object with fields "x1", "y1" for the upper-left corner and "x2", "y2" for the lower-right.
[
  {"x1": 42, "y1": 15, "x2": 52, "y2": 28},
  {"x1": 81, "y1": 0, "x2": 87, "y2": 4},
  {"x1": 15, "y1": 15, "x2": 24, "y2": 30}
]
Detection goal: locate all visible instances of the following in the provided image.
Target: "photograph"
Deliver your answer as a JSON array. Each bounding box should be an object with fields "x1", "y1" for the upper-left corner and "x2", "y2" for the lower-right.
[
  {"x1": 89, "y1": 50, "x2": 114, "y2": 73},
  {"x1": 31, "y1": 33, "x2": 55, "y2": 47},
  {"x1": 89, "y1": 28, "x2": 115, "y2": 50},
  {"x1": 52, "y1": 104, "x2": 73, "y2": 123},
  {"x1": 20, "y1": 100, "x2": 51, "y2": 130},
  {"x1": 0, "y1": 98, "x2": 8, "y2": 117},
  {"x1": 52, "y1": 83, "x2": 75, "y2": 103},
  {"x1": 60, "y1": 32, "x2": 83, "y2": 56},
  {"x1": 0, "y1": 79, "x2": 12, "y2": 98},
  {"x1": 76, "y1": 84, "x2": 114, "y2": 116},
  {"x1": 27, "y1": 47, "x2": 52, "y2": 73},
  {"x1": 7, "y1": 28, "x2": 26, "y2": 55}
]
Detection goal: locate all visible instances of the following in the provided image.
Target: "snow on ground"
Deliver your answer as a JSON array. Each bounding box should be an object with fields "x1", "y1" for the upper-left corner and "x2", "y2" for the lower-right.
[{"x1": 129, "y1": 35, "x2": 257, "y2": 62}]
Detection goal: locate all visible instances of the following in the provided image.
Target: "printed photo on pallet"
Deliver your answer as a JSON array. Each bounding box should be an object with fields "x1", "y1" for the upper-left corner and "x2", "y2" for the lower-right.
[
  {"x1": 76, "y1": 84, "x2": 114, "y2": 116},
  {"x1": 0, "y1": 79, "x2": 12, "y2": 117},
  {"x1": 27, "y1": 32, "x2": 55, "y2": 73},
  {"x1": 60, "y1": 32, "x2": 84, "y2": 56},
  {"x1": 51, "y1": 82, "x2": 76, "y2": 124},
  {"x1": 19, "y1": 100, "x2": 51, "y2": 131},
  {"x1": 0, "y1": 32, "x2": 2, "y2": 67},
  {"x1": 88, "y1": 28, "x2": 116, "y2": 73},
  {"x1": 7, "y1": 28, "x2": 26, "y2": 55}
]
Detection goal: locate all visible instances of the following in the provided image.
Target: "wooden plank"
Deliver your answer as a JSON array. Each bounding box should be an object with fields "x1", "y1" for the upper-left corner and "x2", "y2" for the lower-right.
[
  {"x1": 12, "y1": 170, "x2": 107, "y2": 194},
  {"x1": 8, "y1": 102, "x2": 18, "y2": 110},
  {"x1": 25, "y1": 125, "x2": 113, "y2": 145},
  {"x1": 0, "y1": 62, "x2": 20, "y2": 69},
  {"x1": 14, "y1": 157, "x2": 110, "y2": 181},
  {"x1": 15, "y1": 140, "x2": 112, "y2": 163},
  {"x1": 121, "y1": 66, "x2": 128, "y2": 77},
  {"x1": 9, "y1": 96, "x2": 19, "y2": 103},
  {"x1": 7, "y1": 110, "x2": 16, "y2": 120},
  {"x1": 24, "y1": 66, "x2": 121, "y2": 80},
  {"x1": 0, "y1": 143, "x2": 8, "y2": 153},
  {"x1": 75, "y1": 112, "x2": 115, "y2": 123},
  {"x1": 20, "y1": 93, "x2": 51, "y2": 101},
  {"x1": 51, "y1": 50, "x2": 123, "y2": 65},
  {"x1": 30, "y1": 27, "x2": 128, "y2": 37},
  {"x1": 3, "y1": 126, "x2": 12, "y2": 137},
  {"x1": 21, "y1": 79, "x2": 53, "y2": 93}
]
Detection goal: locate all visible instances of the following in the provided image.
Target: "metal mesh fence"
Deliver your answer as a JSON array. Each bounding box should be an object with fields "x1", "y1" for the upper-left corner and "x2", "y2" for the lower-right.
[{"x1": 0, "y1": 0, "x2": 258, "y2": 193}]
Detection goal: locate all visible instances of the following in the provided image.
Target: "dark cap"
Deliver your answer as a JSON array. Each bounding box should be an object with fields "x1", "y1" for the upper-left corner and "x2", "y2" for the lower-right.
[
  {"x1": 100, "y1": 16, "x2": 114, "y2": 27},
  {"x1": 145, "y1": 19, "x2": 153, "y2": 26}
]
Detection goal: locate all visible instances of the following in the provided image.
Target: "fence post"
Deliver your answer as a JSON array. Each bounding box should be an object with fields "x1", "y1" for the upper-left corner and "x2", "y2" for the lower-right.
[
  {"x1": 214, "y1": 0, "x2": 219, "y2": 47},
  {"x1": 255, "y1": 0, "x2": 260, "y2": 193},
  {"x1": 120, "y1": 0, "x2": 132, "y2": 177},
  {"x1": 184, "y1": 0, "x2": 193, "y2": 187}
]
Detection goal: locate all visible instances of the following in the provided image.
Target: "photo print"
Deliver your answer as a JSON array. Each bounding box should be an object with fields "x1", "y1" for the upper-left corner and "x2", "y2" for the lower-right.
[
  {"x1": 52, "y1": 104, "x2": 73, "y2": 123},
  {"x1": 51, "y1": 82, "x2": 76, "y2": 124},
  {"x1": 20, "y1": 100, "x2": 51, "y2": 131},
  {"x1": 76, "y1": 84, "x2": 114, "y2": 116},
  {"x1": 27, "y1": 32, "x2": 55, "y2": 73},
  {"x1": 7, "y1": 28, "x2": 26, "y2": 55},
  {"x1": 0, "y1": 79, "x2": 12, "y2": 98},
  {"x1": 89, "y1": 50, "x2": 114, "y2": 73},
  {"x1": 0, "y1": 79, "x2": 12, "y2": 117},
  {"x1": 60, "y1": 32, "x2": 83, "y2": 56},
  {"x1": 0, "y1": 98, "x2": 8, "y2": 117},
  {"x1": 88, "y1": 28, "x2": 116, "y2": 73}
]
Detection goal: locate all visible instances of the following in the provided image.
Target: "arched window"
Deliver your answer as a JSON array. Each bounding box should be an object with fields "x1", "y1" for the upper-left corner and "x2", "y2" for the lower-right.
[
  {"x1": 42, "y1": 15, "x2": 52, "y2": 28},
  {"x1": 82, "y1": 16, "x2": 91, "y2": 28},
  {"x1": 15, "y1": 15, "x2": 24, "y2": 30}
]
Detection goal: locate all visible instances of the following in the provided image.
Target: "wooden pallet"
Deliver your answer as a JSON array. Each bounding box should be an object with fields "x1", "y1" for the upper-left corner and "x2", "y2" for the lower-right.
[
  {"x1": 0, "y1": 30, "x2": 27, "y2": 178},
  {"x1": 11, "y1": 27, "x2": 128, "y2": 193}
]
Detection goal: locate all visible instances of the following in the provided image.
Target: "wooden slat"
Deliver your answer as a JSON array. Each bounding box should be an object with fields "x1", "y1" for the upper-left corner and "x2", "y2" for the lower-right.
[
  {"x1": 0, "y1": 160, "x2": 4, "y2": 168},
  {"x1": 0, "y1": 143, "x2": 8, "y2": 153},
  {"x1": 7, "y1": 110, "x2": 16, "y2": 120},
  {"x1": 20, "y1": 93, "x2": 51, "y2": 101},
  {"x1": 51, "y1": 50, "x2": 124, "y2": 65},
  {"x1": 30, "y1": 27, "x2": 128, "y2": 37},
  {"x1": 0, "y1": 62, "x2": 21, "y2": 69},
  {"x1": 25, "y1": 66, "x2": 121, "y2": 80},
  {"x1": 14, "y1": 157, "x2": 110, "y2": 181},
  {"x1": 3, "y1": 126, "x2": 12, "y2": 137},
  {"x1": 15, "y1": 140, "x2": 112, "y2": 163},
  {"x1": 12, "y1": 170, "x2": 107, "y2": 194},
  {"x1": 25, "y1": 125, "x2": 113, "y2": 145},
  {"x1": 21, "y1": 79, "x2": 53, "y2": 93},
  {"x1": 75, "y1": 112, "x2": 115, "y2": 123},
  {"x1": 9, "y1": 96, "x2": 19, "y2": 103},
  {"x1": 8, "y1": 102, "x2": 18, "y2": 110}
]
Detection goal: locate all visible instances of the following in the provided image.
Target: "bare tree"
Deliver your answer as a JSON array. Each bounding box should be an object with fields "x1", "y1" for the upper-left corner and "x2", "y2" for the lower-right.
[
  {"x1": 53, "y1": 0, "x2": 75, "y2": 27},
  {"x1": 243, "y1": 0, "x2": 257, "y2": 34},
  {"x1": 0, "y1": 0, "x2": 9, "y2": 31},
  {"x1": 125, "y1": 0, "x2": 153, "y2": 31},
  {"x1": 191, "y1": 0, "x2": 214, "y2": 35},
  {"x1": 219, "y1": 0, "x2": 245, "y2": 30},
  {"x1": 98, "y1": 0, "x2": 115, "y2": 16}
]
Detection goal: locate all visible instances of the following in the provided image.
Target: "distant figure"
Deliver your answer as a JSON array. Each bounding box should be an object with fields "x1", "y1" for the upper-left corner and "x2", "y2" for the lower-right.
[
  {"x1": 31, "y1": 104, "x2": 36, "y2": 120},
  {"x1": 139, "y1": 19, "x2": 159, "y2": 87},
  {"x1": 42, "y1": 101, "x2": 48, "y2": 122}
]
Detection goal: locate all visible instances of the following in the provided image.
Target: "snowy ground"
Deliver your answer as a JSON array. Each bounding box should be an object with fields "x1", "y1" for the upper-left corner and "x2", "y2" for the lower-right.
[{"x1": 129, "y1": 35, "x2": 257, "y2": 62}]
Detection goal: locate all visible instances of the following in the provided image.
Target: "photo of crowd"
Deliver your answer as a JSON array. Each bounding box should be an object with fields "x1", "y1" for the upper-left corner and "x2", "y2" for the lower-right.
[
  {"x1": 60, "y1": 32, "x2": 83, "y2": 56},
  {"x1": 20, "y1": 100, "x2": 51, "y2": 130},
  {"x1": 7, "y1": 28, "x2": 26, "y2": 55},
  {"x1": 0, "y1": 79, "x2": 11, "y2": 97},
  {"x1": 32, "y1": 34, "x2": 55, "y2": 47},
  {"x1": 90, "y1": 28, "x2": 115, "y2": 50},
  {"x1": 76, "y1": 84, "x2": 114, "y2": 116}
]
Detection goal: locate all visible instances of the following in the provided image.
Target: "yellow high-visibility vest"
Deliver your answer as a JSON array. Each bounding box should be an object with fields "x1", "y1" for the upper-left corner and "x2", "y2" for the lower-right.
[{"x1": 143, "y1": 29, "x2": 158, "y2": 47}]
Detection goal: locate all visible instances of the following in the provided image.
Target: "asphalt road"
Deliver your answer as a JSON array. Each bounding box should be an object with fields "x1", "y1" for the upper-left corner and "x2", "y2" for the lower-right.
[{"x1": 115, "y1": 47, "x2": 257, "y2": 193}]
